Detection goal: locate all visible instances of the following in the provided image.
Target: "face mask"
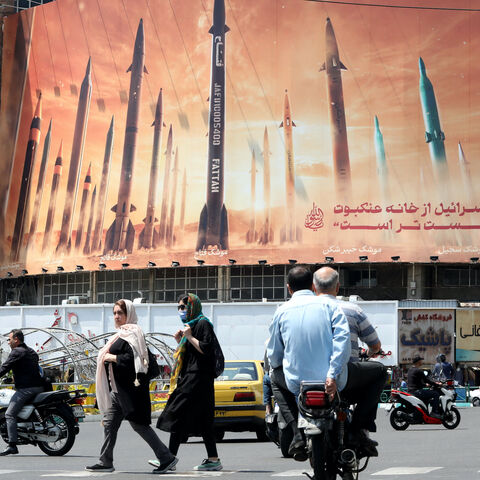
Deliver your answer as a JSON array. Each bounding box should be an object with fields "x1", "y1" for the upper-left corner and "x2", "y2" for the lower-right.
[{"x1": 179, "y1": 310, "x2": 188, "y2": 322}]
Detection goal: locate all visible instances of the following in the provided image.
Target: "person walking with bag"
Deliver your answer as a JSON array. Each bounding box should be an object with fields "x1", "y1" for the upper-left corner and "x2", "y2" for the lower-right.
[
  {"x1": 155, "y1": 293, "x2": 223, "y2": 472},
  {"x1": 86, "y1": 299, "x2": 177, "y2": 474}
]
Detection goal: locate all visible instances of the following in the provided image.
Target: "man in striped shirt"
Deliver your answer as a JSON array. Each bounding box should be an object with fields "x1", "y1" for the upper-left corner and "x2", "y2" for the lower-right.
[{"x1": 313, "y1": 267, "x2": 381, "y2": 362}]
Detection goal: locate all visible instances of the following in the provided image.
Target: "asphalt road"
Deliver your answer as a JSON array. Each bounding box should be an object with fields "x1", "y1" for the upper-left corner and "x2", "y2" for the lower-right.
[{"x1": 0, "y1": 406, "x2": 478, "y2": 479}]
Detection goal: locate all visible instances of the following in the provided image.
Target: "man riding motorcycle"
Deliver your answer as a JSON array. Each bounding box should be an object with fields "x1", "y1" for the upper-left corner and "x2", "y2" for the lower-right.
[
  {"x1": 266, "y1": 266, "x2": 386, "y2": 460},
  {"x1": 407, "y1": 356, "x2": 442, "y2": 418}
]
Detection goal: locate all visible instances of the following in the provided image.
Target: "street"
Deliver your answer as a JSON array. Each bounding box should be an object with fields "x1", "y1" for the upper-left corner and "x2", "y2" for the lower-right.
[{"x1": 0, "y1": 407, "x2": 478, "y2": 479}]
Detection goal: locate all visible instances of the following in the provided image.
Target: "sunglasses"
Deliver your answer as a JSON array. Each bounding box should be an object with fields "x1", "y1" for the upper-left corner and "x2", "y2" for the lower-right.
[{"x1": 177, "y1": 304, "x2": 187, "y2": 311}]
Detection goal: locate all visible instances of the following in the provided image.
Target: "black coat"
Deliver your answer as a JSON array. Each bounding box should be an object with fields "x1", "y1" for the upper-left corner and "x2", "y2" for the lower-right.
[
  {"x1": 0, "y1": 343, "x2": 44, "y2": 389},
  {"x1": 157, "y1": 319, "x2": 216, "y2": 435},
  {"x1": 108, "y1": 338, "x2": 151, "y2": 425}
]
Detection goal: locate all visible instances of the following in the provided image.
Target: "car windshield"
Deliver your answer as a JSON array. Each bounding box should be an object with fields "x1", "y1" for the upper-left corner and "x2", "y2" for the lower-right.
[{"x1": 216, "y1": 362, "x2": 258, "y2": 381}]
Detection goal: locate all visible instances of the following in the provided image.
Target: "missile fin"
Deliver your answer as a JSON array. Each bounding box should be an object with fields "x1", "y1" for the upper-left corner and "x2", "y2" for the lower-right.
[
  {"x1": 208, "y1": 26, "x2": 214, "y2": 34},
  {"x1": 425, "y1": 132, "x2": 432, "y2": 143},
  {"x1": 127, "y1": 64, "x2": 132, "y2": 73},
  {"x1": 225, "y1": 24, "x2": 230, "y2": 33},
  {"x1": 292, "y1": 121, "x2": 297, "y2": 127},
  {"x1": 195, "y1": 204, "x2": 208, "y2": 251},
  {"x1": 339, "y1": 61, "x2": 347, "y2": 70},
  {"x1": 125, "y1": 220, "x2": 135, "y2": 254},
  {"x1": 152, "y1": 227, "x2": 160, "y2": 248},
  {"x1": 130, "y1": 204, "x2": 136, "y2": 213},
  {"x1": 319, "y1": 62, "x2": 326, "y2": 72},
  {"x1": 103, "y1": 221, "x2": 116, "y2": 254},
  {"x1": 279, "y1": 121, "x2": 283, "y2": 128},
  {"x1": 111, "y1": 204, "x2": 118, "y2": 213},
  {"x1": 144, "y1": 66, "x2": 149, "y2": 74}
]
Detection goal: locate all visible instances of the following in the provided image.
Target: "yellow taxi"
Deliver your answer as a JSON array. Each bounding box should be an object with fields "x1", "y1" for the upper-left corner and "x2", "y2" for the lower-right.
[{"x1": 214, "y1": 360, "x2": 267, "y2": 441}]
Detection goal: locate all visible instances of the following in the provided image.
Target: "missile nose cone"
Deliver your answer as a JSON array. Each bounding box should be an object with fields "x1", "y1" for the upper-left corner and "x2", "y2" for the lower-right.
[
  {"x1": 34, "y1": 92, "x2": 42, "y2": 118},
  {"x1": 135, "y1": 18, "x2": 145, "y2": 47},
  {"x1": 109, "y1": 115, "x2": 115, "y2": 130},
  {"x1": 419, "y1": 57, "x2": 426, "y2": 75},
  {"x1": 47, "y1": 118, "x2": 52, "y2": 133},
  {"x1": 374, "y1": 115, "x2": 379, "y2": 129},
  {"x1": 86, "y1": 57, "x2": 92, "y2": 77},
  {"x1": 57, "y1": 140, "x2": 63, "y2": 160},
  {"x1": 86, "y1": 162, "x2": 92, "y2": 177}
]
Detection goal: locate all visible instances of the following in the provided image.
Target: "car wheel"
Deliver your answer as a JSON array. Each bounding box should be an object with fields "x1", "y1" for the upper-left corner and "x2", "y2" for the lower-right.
[{"x1": 472, "y1": 397, "x2": 480, "y2": 407}]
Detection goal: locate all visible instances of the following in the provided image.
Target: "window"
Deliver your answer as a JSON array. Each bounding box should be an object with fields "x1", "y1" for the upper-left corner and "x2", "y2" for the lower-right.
[
  {"x1": 229, "y1": 265, "x2": 286, "y2": 301},
  {"x1": 43, "y1": 272, "x2": 89, "y2": 305},
  {"x1": 97, "y1": 269, "x2": 149, "y2": 303},
  {"x1": 343, "y1": 268, "x2": 377, "y2": 288}
]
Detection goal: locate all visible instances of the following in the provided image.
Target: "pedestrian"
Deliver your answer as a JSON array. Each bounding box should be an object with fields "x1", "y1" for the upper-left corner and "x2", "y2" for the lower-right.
[
  {"x1": 86, "y1": 299, "x2": 177, "y2": 474},
  {"x1": 0, "y1": 329, "x2": 45, "y2": 455},
  {"x1": 156, "y1": 293, "x2": 222, "y2": 472}
]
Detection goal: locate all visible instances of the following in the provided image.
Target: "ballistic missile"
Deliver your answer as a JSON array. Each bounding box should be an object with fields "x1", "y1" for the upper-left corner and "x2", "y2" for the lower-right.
[
  {"x1": 10, "y1": 93, "x2": 42, "y2": 262},
  {"x1": 74, "y1": 163, "x2": 92, "y2": 249},
  {"x1": 104, "y1": 19, "x2": 147, "y2": 254},
  {"x1": 458, "y1": 142, "x2": 475, "y2": 203},
  {"x1": 56, "y1": 58, "x2": 92, "y2": 253},
  {"x1": 258, "y1": 126, "x2": 273, "y2": 245},
  {"x1": 321, "y1": 18, "x2": 352, "y2": 201},
  {"x1": 91, "y1": 116, "x2": 114, "y2": 252},
  {"x1": 179, "y1": 167, "x2": 186, "y2": 244},
  {"x1": 42, "y1": 142, "x2": 63, "y2": 253},
  {"x1": 158, "y1": 124, "x2": 173, "y2": 244},
  {"x1": 374, "y1": 116, "x2": 390, "y2": 204},
  {"x1": 196, "y1": 0, "x2": 229, "y2": 251},
  {"x1": 246, "y1": 149, "x2": 257, "y2": 243},
  {"x1": 279, "y1": 90, "x2": 300, "y2": 243},
  {"x1": 419, "y1": 57, "x2": 449, "y2": 186},
  {"x1": 166, "y1": 146, "x2": 179, "y2": 248},
  {"x1": 83, "y1": 185, "x2": 97, "y2": 255},
  {"x1": 139, "y1": 89, "x2": 164, "y2": 250},
  {"x1": 27, "y1": 118, "x2": 51, "y2": 248}
]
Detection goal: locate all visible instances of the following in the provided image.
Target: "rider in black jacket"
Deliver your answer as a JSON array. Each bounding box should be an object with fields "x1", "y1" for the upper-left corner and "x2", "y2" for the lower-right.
[
  {"x1": 407, "y1": 356, "x2": 441, "y2": 418},
  {"x1": 0, "y1": 329, "x2": 45, "y2": 455}
]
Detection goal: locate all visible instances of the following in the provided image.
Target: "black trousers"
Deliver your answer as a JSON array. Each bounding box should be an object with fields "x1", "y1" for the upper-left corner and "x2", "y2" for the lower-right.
[
  {"x1": 341, "y1": 361, "x2": 388, "y2": 432},
  {"x1": 413, "y1": 388, "x2": 440, "y2": 413}
]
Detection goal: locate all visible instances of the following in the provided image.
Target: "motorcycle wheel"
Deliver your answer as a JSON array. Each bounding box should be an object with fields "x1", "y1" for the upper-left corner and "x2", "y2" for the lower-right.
[
  {"x1": 37, "y1": 411, "x2": 76, "y2": 456},
  {"x1": 442, "y1": 406, "x2": 461, "y2": 430},
  {"x1": 279, "y1": 425, "x2": 293, "y2": 458},
  {"x1": 310, "y1": 434, "x2": 336, "y2": 480},
  {"x1": 389, "y1": 407, "x2": 409, "y2": 430}
]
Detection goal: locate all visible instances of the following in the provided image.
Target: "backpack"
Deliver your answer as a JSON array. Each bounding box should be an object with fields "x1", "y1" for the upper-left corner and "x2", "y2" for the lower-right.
[{"x1": 212, "y1": 334, "x2": 225, "y2": 378}]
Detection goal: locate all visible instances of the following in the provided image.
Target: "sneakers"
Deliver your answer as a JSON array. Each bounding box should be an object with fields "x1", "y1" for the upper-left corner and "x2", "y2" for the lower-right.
[
  {"x1": 85, "y1": 464, "x2": 115, "y2": 472},
  {"x1": 0, "y1": 444, "x2": 18, "y2": 456},
  {"x1": 149, "y1": 459, "x2": 176, "y2": 471},
  {"x1": 152, "y1": 456, "x2": 179, "y2": 474},
  {"x1": 193, "y1": 459, "x2": 223, "y2": 471},
  {"x1": 288, "y1": 440, "x2": 308, "y2": 462}
]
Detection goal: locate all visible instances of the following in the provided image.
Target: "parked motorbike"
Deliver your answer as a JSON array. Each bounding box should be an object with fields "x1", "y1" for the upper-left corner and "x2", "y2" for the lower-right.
[
  {"x1": 388, "y1": 380, "x2": 460, "y2": 430},
  {"x1": 0, "y1": 388, "x2": 86, "y2": 455},
  {"x1": 297, "y1": 381, "x2": 375, "y2": 480},
  {"x1": 265, "y1": 403, "x2": 294, "y2": 458}
]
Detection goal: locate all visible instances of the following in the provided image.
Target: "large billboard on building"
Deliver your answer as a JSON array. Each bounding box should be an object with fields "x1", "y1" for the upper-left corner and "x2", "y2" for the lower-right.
[
  {"x1": 456, "y1": 309, "x2": 480, "y2": 362},
  {"x1": 1, "y1": 0, "x2": 479, "y2": 275}
]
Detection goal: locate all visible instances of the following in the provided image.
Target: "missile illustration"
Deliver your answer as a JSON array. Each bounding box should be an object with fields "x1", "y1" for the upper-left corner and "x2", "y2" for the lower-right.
[
  {"x1": 246, "y1": 149, "x2": 258, "y2": 243},
  {"x1": 158, "y1": 124, "x2": 173, "y2": 245},
  {"x1": 258, "y1": 126, "x2": 273, "y2": 245},
  {"x1": 419, "y1": 57, "x2": 449, "y2": 185},
  {"x1": 139, "y1": 89, "x2": 164, "y2": 250},
  {"x1": 74, "y1": 163, "x2": 92, "y2": 249},
  {"x1": 179, "y1": 167, "x2": 186, "y2": 244},
  {"x1": 104, "y1": 19, "x2": 147, "y2": 254},
  {"x1": 91, "y1": 117, "x2": 114, "y2": 252},
  {"x1": 56, "y1": 58, "x2": 92, "y2": 253},
  {"x1": 196, "y1": 0, "x2": 229, "y2": 251},
  {"x1": 321, "y1": 18, "x2": 352, "y2": 201},
  {"x1": 10, "y1": 93, "x2": 42, "y2": 262},
  {"x1": 279, "y1": 90, "x2": 301, "y2": 243},
  {"x1": 374, "y1": 116, "x2": 390, "y2": 204},
  {"x1": 166, "y1": 146, "x2": 180, "y2": 248},
  {"x1": 83, "y1": 185, "x2": 97, "y2": 255},
  {"x1": 27, "y1": 118, "x2": 52, "y2": 248},
  {"x1": 42, "y1": 142, "x2": 63, "y2": 253},
  {"x1": 458, "y1": 142, "x2": 475, "y2": 203}
]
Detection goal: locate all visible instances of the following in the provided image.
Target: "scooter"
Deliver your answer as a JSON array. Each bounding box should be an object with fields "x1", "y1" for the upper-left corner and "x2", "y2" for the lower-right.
[
  {"x1": 0, "y1": 388, "x2": 86, "y2": 455},
  {"x1": 297, "y1": 381, "x2": 375, "y2": 480},
  {"x1": 388, "y1": 380, "x2": 460, "y2": 430}
]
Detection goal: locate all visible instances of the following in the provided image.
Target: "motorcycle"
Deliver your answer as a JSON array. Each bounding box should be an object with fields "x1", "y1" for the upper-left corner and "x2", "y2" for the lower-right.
[
  {"x1": 388, "y1": 380, "x2": 460, "y2": 430},
  {"x1": 297, "y1": 381, "x2": 375, "y2": 480},
  {"x1": 0, "y1": 388, "x2": 86, "y2": 455},
  {"x1": 265, "y1": 403, "x2": 294, "y2": 458}
]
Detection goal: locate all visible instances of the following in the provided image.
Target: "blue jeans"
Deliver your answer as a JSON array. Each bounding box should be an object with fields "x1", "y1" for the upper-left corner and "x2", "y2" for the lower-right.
[{"x1": 6, "y1": 386, "x2": 44, "y2": 443}]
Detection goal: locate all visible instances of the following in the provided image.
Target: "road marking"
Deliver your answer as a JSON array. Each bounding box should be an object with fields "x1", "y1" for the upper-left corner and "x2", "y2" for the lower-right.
[
  {"x1": 372, "y1": 467, "x2": 443, "y2": 475},
  {"x1": 42, "y1": 472, "x2": 227, "y2": 478},
  {"x1": 272, "y1": 469, "x2": 313, "y2": 477},
  {"x1": 0, "y1": 471, "x2": 19, "y2": 475}
]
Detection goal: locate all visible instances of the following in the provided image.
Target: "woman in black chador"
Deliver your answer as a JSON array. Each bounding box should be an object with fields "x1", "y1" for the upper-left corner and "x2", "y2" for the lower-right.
[{"x1": 156, "y1": 293, "x2": 222, "y2": 471}]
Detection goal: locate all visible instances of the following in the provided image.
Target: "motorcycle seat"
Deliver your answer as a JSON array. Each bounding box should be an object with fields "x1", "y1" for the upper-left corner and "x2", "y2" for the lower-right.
[{"x1": 32, "y1": 390, "x2": 70, "y2": 406}]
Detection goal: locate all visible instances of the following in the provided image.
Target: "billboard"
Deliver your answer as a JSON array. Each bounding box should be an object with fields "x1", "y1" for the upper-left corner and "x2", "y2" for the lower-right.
[
  {"x1": 456, "y1": 309, "x2": 480, "y2": 362},
  {"x1": 398, "y1": 308, "x2": 454, "y2": 365},
  {"x1": 1, "y1": 0, "x2": 480, "y2": 275}
]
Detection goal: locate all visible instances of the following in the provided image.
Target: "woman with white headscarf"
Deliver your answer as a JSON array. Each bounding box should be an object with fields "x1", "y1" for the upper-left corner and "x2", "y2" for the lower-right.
[{"x1": 86, "y1": 299, "x2": 177, "y2": 474}]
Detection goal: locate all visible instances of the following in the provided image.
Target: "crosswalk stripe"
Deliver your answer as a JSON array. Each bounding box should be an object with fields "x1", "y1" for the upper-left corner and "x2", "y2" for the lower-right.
[
  {"x1": 372, "y1": 467, "x2": 443, "y2": 475},
  {"x1": 41, "y1": 472, "x2": 226, "y2": 478},
  {"x1": 272, "y1": 469, "x2": 313, "y2": 477}
]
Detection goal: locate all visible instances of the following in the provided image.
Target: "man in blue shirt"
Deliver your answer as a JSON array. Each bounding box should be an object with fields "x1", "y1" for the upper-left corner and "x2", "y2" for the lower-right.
[{"x1": 267, "y1": 266, "x2": 385, "y2": 459}]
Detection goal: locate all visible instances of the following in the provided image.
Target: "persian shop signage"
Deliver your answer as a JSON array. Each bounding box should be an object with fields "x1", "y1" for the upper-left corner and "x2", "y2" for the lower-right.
[{"x1": 456, "y1": 310, "x2": 480, "y2": 362}]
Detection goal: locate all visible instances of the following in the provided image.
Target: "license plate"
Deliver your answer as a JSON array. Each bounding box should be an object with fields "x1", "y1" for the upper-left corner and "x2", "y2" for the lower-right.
[
  {"x1": 214, "y1": 410, "x2": 226, "y2": 417},
  {"x1": 71, "y1": 405, "x2": 85, "y2": 418}
]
